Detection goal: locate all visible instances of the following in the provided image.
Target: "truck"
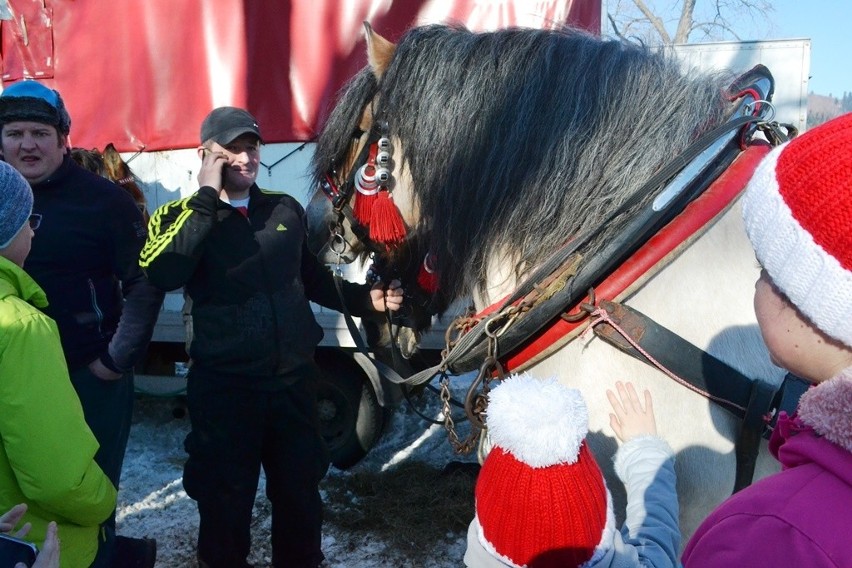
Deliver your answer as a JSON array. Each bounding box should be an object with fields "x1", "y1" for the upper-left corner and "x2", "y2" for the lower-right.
[{"x1": 0, "y1": 1, "x2": 809, "y2": 469}]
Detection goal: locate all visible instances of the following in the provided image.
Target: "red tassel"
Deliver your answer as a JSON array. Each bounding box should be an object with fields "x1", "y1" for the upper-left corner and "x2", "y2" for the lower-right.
[
  {"x1": 353, "y1": 145, "x2": 380, "y2": 225},
  {"x1": 416, "y1": 253, "x2": 439, "y2": 294},
  {"x1": 369, "y1": 191, "x2": 407, "y2": 246},
  {"x1": 353, "y1": 171, "x2": 378, "y2": 226}
]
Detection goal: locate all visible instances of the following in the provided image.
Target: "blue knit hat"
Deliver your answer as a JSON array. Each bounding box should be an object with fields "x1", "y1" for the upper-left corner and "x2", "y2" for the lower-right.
[
  {"x1": 0, "y1": 161, "x2": 33, "y2": 248},
  {"x1": 0, "y1": 80, "x2": 71, "y2": 134}
]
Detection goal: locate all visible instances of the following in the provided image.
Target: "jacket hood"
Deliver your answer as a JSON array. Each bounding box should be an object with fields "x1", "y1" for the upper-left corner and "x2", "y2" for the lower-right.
[
  {"x1": 797, "y1": 369, "x2": 852, "y2": 453},
  {"x1": 0, "y1": 256, "x2": 48, "y2": 308}
]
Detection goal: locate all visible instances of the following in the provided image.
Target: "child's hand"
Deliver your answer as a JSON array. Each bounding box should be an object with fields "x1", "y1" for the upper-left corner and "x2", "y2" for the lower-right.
[{"x1": 607, "y1": 381, "x2": 657, "y2": 443}]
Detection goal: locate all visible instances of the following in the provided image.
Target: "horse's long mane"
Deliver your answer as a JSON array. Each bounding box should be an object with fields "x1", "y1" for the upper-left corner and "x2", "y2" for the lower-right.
[{"x1": 315, "y1": 25, "x2": 735, "y2": 302}]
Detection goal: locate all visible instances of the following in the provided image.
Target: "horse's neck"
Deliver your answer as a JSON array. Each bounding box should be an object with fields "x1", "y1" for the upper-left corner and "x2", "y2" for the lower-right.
[
  {"x1": 472, "y1": 247, "x2": 523, "y2": 308},
  {"x1": 621, "y1": 201, "x2": 780, "y2": 382}
]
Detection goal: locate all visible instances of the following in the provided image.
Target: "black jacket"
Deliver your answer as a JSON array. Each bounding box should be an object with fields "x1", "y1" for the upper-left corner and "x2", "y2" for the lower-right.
[
  {"x1": 24, "y1": 154, "x2": 164, "y2": 372},
  {"x1": 140, "y1": 184, "x2": 375, "y2": 376}
]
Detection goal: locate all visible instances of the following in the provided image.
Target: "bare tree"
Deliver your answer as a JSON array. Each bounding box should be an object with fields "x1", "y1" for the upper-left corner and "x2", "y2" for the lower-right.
[{"x1": 607, "y1": 0, "x2": 774, "y2": 45}]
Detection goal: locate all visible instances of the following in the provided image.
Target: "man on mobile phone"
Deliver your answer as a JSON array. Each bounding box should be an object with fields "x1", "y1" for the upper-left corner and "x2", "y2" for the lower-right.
[{"x1": 140, "y1": 107, "x2": 404, "y2": 568}]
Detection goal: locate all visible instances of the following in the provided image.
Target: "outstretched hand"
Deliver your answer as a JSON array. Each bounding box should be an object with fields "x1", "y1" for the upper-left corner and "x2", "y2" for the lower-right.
[
  {"x1": 370, "y1": 279, "x2": 404, "y2": 312},
  {"x1": 606, "y1": 381, "x2": 657, "y2": 443}
]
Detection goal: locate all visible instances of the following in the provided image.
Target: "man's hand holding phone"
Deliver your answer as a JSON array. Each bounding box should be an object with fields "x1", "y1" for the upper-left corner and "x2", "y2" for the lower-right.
[{"x1": 197, "y1": 147, "x2": 229, "y2": 191}]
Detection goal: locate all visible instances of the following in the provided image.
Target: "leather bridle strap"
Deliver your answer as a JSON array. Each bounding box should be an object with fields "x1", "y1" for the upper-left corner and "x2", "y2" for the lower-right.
[
  {"x1": 331, "y1": 271, "x2": 408, "y2": 405},
  {"x1": 590, "y1": 300, "x2": 779, "y2": 492}
]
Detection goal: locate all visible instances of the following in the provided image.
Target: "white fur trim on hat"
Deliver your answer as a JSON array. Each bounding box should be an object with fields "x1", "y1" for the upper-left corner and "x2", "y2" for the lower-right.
[
  {"x1": 742, "y1": 144, "x2": 852, "y2": 347},
  {"x1": 486, "y1": 372, "x2": 588, "y2": 468}
]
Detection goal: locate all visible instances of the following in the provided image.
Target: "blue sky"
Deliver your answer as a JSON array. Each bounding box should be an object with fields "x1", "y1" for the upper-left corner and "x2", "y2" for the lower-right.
[
  {"x1": 766, "y1": 0, "x2": 849, "y2": 97},
  {"x1": 603, "y1": 0, "x2": 849, "y2": 97}
]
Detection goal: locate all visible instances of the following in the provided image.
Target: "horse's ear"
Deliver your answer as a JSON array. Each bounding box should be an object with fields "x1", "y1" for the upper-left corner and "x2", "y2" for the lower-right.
[
  {"x1": 364, "y1": 22, "x2": 395, "y2": 80},
  {"x1": 103, "y1": 143, "x2": 119, "y2": 160}
]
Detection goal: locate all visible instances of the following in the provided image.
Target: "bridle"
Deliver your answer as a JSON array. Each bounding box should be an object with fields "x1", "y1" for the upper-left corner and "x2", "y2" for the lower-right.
[
  {"x1": 317, "y1": 118, "x2": 396, "y2": 263},
  {"x1": 316, "y1": 129, "x2": 385, "y2": 263}
]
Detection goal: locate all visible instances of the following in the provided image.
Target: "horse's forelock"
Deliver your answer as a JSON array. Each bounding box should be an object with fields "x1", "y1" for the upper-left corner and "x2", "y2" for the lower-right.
[
  {"x1": 369, "y1": 25, "x2": 733, "y2": 303},
  {"x1": 311, "y1": 68, "x2": 379, "y2": 194}
]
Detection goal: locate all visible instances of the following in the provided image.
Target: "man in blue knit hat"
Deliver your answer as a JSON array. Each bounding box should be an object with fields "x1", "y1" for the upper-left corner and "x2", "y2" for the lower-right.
[{"x1": 0, "y1": 80, "x2": 162, "y2": 568}]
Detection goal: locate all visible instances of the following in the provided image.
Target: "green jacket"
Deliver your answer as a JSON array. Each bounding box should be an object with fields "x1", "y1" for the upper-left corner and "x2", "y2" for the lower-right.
[{"x1": 0, "y1": 256, "x2": 117, "y2": 568}]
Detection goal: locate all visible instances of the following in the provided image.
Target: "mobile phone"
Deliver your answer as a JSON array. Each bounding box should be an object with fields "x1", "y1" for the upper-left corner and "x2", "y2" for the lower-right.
[
  {"x1": 0, "y1": 533, "x2": 39, "y2": 567},
  {"x1": 201, "y1": 148, "x2": 228, "y2": 178}
]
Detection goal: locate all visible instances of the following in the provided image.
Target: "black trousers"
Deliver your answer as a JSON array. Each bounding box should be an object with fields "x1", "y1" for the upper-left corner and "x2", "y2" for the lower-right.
[
  {"x1": 183, "y1": 364, "x2": 330, "y2": 568},
  {"x1": 69, "y1": 366, "x2": 134, "y2": 568}
]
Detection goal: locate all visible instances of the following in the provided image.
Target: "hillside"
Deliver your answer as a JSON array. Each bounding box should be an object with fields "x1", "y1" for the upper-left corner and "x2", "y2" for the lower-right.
[{"x1": 808, "y1": 92, "x2": 849, "y2": 127}]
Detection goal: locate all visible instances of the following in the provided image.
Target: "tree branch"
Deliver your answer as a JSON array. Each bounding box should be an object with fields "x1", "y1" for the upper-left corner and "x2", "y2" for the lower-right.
[
  {"x1": 674, "y1": 0, "x2": 696, "y2": 43},
  {"x1": 631, "y1": 0, "x2": 671, "y2": 44},
  {"x1": 607, "y1": 12, "x2": 629, "y2": 41}
]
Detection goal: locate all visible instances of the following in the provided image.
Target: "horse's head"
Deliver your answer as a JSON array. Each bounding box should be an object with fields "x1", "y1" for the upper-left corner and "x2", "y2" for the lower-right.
[
  {"x1": 307, "y1": 23, "x2": 444, "y2": 345},
  {"x1": 72, "y1": 143, "x2": 150, "y2": 223},
  {"x1": 70, "y1": 146, "x2": 106, "y2": 177},
  {"x1": 102, "y1": 143, "x2": 149, "y2": 223},
  {"x1": 307, "y1": 22, "x2": 408, "y2": 263}
]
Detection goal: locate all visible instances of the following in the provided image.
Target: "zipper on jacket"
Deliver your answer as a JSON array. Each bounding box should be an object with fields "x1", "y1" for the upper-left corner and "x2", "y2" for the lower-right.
[{"x1": 88, "y1": 278, "x2": 105, "y2": 336}]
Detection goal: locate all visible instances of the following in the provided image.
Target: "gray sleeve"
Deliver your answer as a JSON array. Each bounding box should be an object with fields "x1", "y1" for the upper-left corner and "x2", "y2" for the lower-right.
[
  {"x1": 610, "y1": 435, "x2": 682, "y2": 568},
  {"x1": 103, "y1": 266, "x2": 165, "y2": 372}
]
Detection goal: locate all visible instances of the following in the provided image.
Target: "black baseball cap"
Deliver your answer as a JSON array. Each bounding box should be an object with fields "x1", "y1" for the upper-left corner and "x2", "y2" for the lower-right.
[{"x1": 200, "y1": 106, "x2": 262, "y2": 145}]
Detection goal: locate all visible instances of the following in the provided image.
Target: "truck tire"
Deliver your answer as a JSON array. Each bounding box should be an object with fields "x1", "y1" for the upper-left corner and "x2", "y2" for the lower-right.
[{"x1": 315, "y1": 353, "x2": 384, "y2": 469}]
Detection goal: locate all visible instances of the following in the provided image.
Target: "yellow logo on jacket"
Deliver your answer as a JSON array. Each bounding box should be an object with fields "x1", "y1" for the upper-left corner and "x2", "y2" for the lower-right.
[{"x1": 276, "y1": 224, "x2": 287, "y2": 231}]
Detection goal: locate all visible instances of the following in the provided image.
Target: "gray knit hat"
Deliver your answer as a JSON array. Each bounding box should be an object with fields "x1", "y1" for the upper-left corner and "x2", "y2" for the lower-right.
[
  {"x1": 0, "y1": 80, "x2": 71, "y2": 135},
  {"x1": 0, "y1": 161, "x2": 34, "y2": 248}
]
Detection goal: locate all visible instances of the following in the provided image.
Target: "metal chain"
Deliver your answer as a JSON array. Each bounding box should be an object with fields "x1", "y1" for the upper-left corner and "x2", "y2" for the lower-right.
[{"x1": 440, "y1": 373, "x2": 482, "y2": 454}]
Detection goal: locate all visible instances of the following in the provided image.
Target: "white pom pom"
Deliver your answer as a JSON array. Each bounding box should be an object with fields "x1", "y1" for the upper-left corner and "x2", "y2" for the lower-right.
[{"x1": 485, "y1": 372, "x2": 588, "y2": 468}]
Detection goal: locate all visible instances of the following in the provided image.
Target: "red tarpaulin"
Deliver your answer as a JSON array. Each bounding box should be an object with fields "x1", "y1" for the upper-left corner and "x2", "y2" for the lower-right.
[{"x1": 1, "y1": 0, "x2": 600, "y2": 152}]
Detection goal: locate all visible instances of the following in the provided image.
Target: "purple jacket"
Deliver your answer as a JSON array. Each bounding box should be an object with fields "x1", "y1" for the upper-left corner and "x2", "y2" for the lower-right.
[{"x1": 682, "y1": 372, "x2": 852, "y2": 568}]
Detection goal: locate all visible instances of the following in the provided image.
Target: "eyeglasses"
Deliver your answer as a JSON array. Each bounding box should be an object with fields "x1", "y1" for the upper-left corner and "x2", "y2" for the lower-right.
[{"x1": 28, "y1": 214, "x2": 42, "y2": 230}]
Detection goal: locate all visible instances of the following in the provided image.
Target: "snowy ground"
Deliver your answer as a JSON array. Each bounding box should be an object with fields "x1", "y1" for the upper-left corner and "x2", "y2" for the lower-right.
[{"x1": 116, "y1": 377, "x2": 479, "y2": 567}]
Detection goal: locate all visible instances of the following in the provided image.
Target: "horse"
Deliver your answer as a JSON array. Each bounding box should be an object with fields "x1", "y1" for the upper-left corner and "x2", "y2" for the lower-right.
[
  {"x1": 71, "y1": 143, "x2": 149, "y2": 222},
  {"x1": 305, "y1": 23, "x2": 789, "y2": 543}
]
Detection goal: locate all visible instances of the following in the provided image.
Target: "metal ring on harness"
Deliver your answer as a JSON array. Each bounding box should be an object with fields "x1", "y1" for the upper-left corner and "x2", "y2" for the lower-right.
[
  {"x1": 329, "y1": 231, "x2": 347, "y2": 254},
  {"x1": 746, "y1": 99, "x2": 776, "y2": 123},
  {"x1": 561, "y1": 288, "x2": 596, "y2": 322}
]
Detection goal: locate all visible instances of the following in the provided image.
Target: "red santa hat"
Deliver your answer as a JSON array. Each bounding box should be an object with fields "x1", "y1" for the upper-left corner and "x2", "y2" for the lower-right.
[
  {"x1": 473, "y1": 373, "x2": 615, "y2": 567},
  {"x1": 742, "y1": 112, "x2": 852, "y2": 347}
]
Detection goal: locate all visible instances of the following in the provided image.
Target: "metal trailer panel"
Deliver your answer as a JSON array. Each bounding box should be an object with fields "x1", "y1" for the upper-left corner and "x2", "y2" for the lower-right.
[{"x1": 672, "y1": 38, "x2": 811, "y2": 133}]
